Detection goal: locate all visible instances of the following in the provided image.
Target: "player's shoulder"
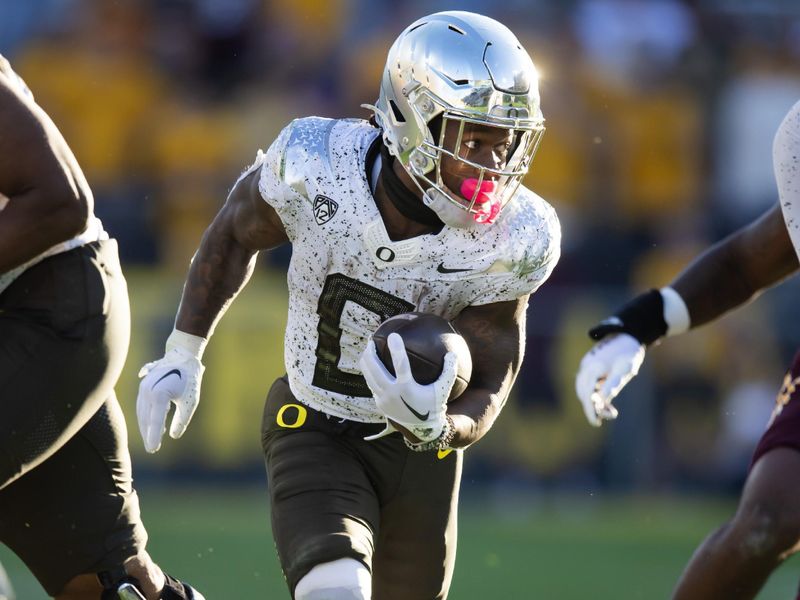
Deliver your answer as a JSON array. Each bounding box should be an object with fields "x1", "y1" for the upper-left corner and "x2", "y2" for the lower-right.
[
  {"x1": 500, "y1": 185, "x2": 561, "y2": 248},
  {"x1": 776, "y1": 100, "x2": 800, "y2": 145},
  {"x1": 256, "y1": 116, "x2": 379, "y2": 225},
  {"x1": 268, "y1": 116, "x2": 377, "y2": 189},
  {"x1": 476, "y1": 185, "x2": 561, "y2": 282},
  {"x1": 279, "y1": 116, "x2": 377, "y2": 158}
]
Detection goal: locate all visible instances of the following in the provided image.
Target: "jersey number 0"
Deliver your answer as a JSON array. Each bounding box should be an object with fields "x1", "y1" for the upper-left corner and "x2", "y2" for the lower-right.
[{"x1": 312, "y1": 273, "x2": 413, "y2": 397}]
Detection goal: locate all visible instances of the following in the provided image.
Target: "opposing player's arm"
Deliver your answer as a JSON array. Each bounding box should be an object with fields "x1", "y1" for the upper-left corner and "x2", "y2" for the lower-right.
[
  {"x1": 0, "y1": 59, "x2": 92, "y2": 272},
  {"x1": 672, "y1": 202, "x2": 799, "y2": 329},
  {"x1": 449, "y1": 295, "x2": 528, "y2": 448},
  {"x1": 577, "y1": 202, "x2": 800, "y2": 427},
  {"x1": 174, "y1": 169, "x2": 289, "y2": 337}
]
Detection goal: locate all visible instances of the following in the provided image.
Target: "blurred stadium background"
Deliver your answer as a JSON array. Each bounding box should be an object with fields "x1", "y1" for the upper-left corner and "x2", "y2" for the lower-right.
[{"x1": 3, "y1": 0, "x2": 800, "y2": 597}]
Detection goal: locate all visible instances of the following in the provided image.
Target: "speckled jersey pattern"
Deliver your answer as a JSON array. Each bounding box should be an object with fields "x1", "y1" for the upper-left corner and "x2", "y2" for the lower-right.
[
  {"x1": 246, "y1": 117, "x2": 560, "y2": 422},
  {"x1": 776, "y1": 100, "x2": 800, "y2": 262}
]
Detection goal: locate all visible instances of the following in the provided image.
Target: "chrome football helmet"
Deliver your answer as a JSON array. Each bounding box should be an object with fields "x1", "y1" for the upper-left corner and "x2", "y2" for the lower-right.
[{"x1": 366, "y1": 11, "x2": 545, "y2": 227}]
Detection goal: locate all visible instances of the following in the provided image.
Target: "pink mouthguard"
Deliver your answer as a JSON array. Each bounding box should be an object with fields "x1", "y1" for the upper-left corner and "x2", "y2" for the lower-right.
[{"x1": 460, "y1": 178, "x2": 500, "y2": 224}]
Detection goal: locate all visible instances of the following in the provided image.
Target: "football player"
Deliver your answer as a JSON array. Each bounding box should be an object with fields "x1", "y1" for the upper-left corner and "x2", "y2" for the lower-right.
[
  {"x1": 137, "y1": 11, "x2": 560, "y2": 600},
  {"x1": 576, "y1": 101, "x2": 800, "y2": 599},
  {"x1": 0, "y1": 56, "x2": 202, "y2": 599}
]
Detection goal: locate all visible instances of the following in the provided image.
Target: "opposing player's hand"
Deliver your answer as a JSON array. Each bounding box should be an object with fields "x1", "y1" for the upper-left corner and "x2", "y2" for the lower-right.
[
  {"x1": 575, "y1": 333, "x2": 645, "y2": 427},
  {"x1": 359, "y1": 333, "x2": 457, "y2": 443},
  {"x1": 136, "y1": 345, "x2": 205, "y2": 453}
]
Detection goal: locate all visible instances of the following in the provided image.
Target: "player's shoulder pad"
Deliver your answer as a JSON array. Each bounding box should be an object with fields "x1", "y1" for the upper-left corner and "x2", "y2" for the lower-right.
[
  {"x1": 279, "y1": 116, "x2": 365, "y2": 164},
  {"x1": 496, "y1": 185, "x2": 561, "y2": 280},
  {"x1": 283, "y1": 116, "x2": 375, "y2": 167},
  {"x1": 247, "y1": 117, "x2": 334, "y2": 207},
  {"x1": 261, "y1": 117, "x2": 375, "y2": 201},
  {"x1": 283, "y1": 116, "x2": 336, "y2": 161},
  {"x1": 775, "y1": 99, "x2": 800, "y2": 152}
]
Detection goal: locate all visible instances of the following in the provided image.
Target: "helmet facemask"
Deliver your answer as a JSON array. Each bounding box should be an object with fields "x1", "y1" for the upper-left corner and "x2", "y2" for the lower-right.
[{"x1": 409, "y1": 93, "x2": 545, "y2": 226}]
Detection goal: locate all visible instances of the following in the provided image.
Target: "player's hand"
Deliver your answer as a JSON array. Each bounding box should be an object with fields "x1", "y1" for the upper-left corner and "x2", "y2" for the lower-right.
[
  {"x1": 359, "y1": 333, "x2": 457, "y2": 443},
  {"x1": 575, "y1": 333, "x2": 645, "y2": 427},
  {"x1": 136, "y1": 344, "x2": 205, "y2": 453}
]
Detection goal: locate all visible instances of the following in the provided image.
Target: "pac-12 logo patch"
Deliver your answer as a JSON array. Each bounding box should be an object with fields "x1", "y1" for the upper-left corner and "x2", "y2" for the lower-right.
[{"x1": 313, "y1": 195, "x2": 338, "y2": 225}]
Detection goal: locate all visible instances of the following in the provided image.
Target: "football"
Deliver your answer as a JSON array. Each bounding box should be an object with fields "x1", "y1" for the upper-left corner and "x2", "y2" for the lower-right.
[{"x1": 371, "y1": 312, "x2": 472, "y2": 401}]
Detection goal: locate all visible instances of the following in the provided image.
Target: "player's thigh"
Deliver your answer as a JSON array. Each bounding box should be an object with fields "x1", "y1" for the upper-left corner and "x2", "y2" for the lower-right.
[
  {"x1": 0, "y1": 316, "x2": 104, "y2": 488},
  {"x1": 742, "y1": 351, "x2": 800, "y2": 551},
  {"x1": 263, "y1": 378, "x2": 380, "y2": 594},
  {"x1": 371, "y1": 449, "x2": 463, "y2": 600},
  {"x1": 0, "y1": 394, "x2": 147, "y2": 596},
  {"x1": 740, "y1": 447, "x2": 800, "y2": 551},
  {"x1": 0, "y1": 241, "x2": 130, "y2": 488}
]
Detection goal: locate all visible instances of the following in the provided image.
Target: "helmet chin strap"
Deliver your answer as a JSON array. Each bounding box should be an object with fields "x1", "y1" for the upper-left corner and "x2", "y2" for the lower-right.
[
  {"x1": 423, "y1": 188, "x2": 480, "y2": 229},
  {"x1": 379, "y1": 143, "x2": 443, "y2": 229}
]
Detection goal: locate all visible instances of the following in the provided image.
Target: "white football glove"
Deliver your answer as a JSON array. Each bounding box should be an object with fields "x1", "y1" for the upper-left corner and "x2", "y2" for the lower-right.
[
  {"x1": 575, "y1": 333, "x2": 645, "y2": 427},
  {"x1": 359, "y1": 333, "x2": 458, "y2": 443},
  {"x1": 136, "y1": 330, "x2": 206, "y2": 453}
]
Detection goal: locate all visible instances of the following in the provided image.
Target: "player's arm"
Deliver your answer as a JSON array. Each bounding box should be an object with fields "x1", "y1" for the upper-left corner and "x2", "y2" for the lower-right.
[
  {"x1": 588, "y1": 201, "x2": 798, "y2": 347},
  {"x1": 0, "y1": 59, "x2": 92, "y2": 272},
  {"x1": 578, "y1": 100, "x2": 800, "y2": 426},
  {"x1": 576, "y1": 202, "x2": 799, "y2": 427},
  {"x1": 671, "y1": 202, "x2": 798, "y2": 327},
  {"x1": 136, "y1": 168, "x2": 288, "y2": 452},
  {"x1": 174, "y1": 168, "x2": 288, "y2": 337},
  {"x1": 448, "y1": 295, "x2": 528, "y2": 448},
  {"x1": 359, "y1": 296, "x2": 527, "y2": 451}
]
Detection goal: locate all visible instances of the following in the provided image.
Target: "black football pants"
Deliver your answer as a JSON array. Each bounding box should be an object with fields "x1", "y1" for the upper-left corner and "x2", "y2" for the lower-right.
[
  {"x1": 0, "y1": 240, "x2": 146, "y2": 595},
  {"x1": 262, "y1": 376, "x2": 462, "y2": 600}
]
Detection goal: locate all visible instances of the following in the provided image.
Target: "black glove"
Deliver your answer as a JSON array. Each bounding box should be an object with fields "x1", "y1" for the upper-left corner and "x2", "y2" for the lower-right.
[{"x1": 589, "y1": 289, "x2": 667, "y2": 346}]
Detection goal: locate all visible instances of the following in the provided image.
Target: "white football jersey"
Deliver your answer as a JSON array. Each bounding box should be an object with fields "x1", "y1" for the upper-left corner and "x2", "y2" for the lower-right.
[
  {"x1": 0, "y1": 57, "x2": 107, "y2": 295},
  {"x1": 249, "y1": 117, "x2": 560, "y2": 422},
  {"x1": 775, "y1": 99, "x2": 800, "y2": 262}
]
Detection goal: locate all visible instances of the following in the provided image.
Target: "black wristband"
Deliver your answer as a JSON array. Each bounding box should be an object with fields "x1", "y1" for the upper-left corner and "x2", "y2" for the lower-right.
[{"x1": 588, "y1": 289, "x2": 667, "y2": 345}]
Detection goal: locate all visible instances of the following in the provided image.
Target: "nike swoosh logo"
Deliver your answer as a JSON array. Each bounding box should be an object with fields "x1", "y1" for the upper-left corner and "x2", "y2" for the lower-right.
[
  {"x1": 437, "y1": 448, "x2": 453, "y2": 459},
  {"x1": 437, "y1": 262, "x2": 473, "y2": 274},
  {"x1": 400, "y1": 396, "x2": 430, "y2": 421},
  {"x1": 152, "y1": 369, "x2": 182, "y2": 390}
]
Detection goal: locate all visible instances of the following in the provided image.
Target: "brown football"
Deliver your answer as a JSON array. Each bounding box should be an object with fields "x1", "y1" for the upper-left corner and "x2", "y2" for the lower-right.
[{"x1": 371, "y1": 312, "x2": 472, "y2": 401}]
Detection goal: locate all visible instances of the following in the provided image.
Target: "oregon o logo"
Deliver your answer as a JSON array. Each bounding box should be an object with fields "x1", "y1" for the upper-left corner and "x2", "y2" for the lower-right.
[
  {"x1": 276, "y1": 403, "x2": 308, "y2": 428},
  {"x1": 376, "y1": 246, "x2": 395, "y2": 262}
]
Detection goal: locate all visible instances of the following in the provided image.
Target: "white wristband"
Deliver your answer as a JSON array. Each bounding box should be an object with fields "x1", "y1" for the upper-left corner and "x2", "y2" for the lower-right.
[
  {"x1": 660, "y1": 287, "x2": 690, "y2": 337},
  {"x1": 166, "y1": 328, "x2": 208, "y2": 359}
]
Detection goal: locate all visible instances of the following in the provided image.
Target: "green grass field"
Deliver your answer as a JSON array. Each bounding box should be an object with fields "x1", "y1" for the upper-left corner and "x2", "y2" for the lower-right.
[{"x1": 1, "y1": 487, "x2": 797, "y2": 599}]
